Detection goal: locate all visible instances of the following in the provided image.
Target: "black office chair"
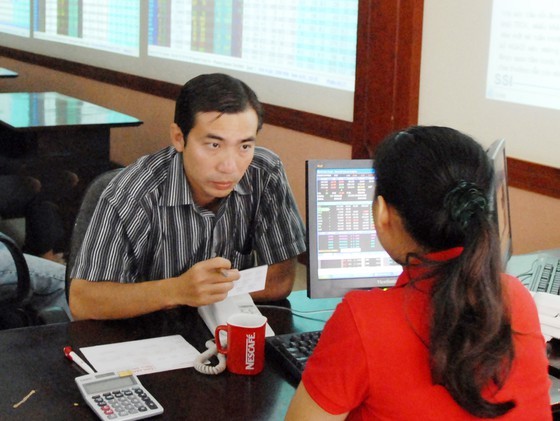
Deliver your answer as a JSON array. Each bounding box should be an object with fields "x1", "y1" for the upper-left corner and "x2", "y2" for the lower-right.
[
  {"x1": 0, "y1": 231, "x2": 33, "y2": 329},
  {"x1": 65, "y1": 168, "x2": 123, "y2": 303}
]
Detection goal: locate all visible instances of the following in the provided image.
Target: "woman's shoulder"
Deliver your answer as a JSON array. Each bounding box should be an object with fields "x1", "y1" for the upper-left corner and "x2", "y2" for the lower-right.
[
  {"x1": 502, "y1": 273, "x2": 542, "y2": 329},
  {"x1": 502, "y1": 273, "x2": 534, "y2": 301},
  {"x1": 342, "y1": 287, "x2": 409, "y2": 318},
  {"x1": 345, "y1": 287, "x2": 393, "y2": 303}
]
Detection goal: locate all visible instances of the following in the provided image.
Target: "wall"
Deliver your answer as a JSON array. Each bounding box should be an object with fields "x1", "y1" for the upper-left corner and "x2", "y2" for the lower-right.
[
  {"x1": 1, "y1": 56, "x2": 559, "y2": 255},
  {"x1": 509, "y1": 188, "x2": 560, "y2": 254}
]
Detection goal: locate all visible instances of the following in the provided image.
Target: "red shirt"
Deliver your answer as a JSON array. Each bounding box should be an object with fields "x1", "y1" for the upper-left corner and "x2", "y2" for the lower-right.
[{"x1": 302, "y1": 248, "x2": 552, "y2": 420}]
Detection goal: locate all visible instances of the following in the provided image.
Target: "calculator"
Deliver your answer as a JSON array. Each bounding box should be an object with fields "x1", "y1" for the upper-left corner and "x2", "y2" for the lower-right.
[{"x1": 75, "y1": 370, "x2": 164, "y2": 420}]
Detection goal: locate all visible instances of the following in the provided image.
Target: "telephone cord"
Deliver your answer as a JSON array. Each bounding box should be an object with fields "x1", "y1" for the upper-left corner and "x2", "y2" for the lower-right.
[{"x1": 193, "y1": 340, "x2": 226, "y2": 375}]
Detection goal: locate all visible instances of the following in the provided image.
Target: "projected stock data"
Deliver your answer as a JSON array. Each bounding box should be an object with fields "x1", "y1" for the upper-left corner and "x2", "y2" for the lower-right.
[
  {"x1": 0, "y1": 1, "x2": 358, "y2": 118},
  {"x1": 486, "y1": 0, "x2": 560, "y2": 110},
  {"x1": 33, "y1": 0, "x2": 140, "y2": 56},
  {"x1": 0, "y1": 1, "x2": 30, "y2": 37},
  {"x1": 148, "y1": 0, "x2": 358, "y2": 91}
]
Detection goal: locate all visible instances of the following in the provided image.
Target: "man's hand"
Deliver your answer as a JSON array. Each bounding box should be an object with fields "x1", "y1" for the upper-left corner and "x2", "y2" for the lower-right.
[
  {"x1": 173, "y1": 257, "x2": 239, "y2": 307},
  {"x1": 70, "y1": 257, "x2": 239, "y2": 320}
]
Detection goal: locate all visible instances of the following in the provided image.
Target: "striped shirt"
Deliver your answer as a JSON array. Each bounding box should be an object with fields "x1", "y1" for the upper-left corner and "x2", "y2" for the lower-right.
[{"x1": 71, "y1": 146, "x2": 306, "y2": 283}]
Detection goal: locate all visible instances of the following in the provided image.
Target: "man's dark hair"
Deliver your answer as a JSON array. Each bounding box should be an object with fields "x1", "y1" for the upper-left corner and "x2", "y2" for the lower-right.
[{"x1": 174, "y1": 73, "x2": 264, "y2": 137}]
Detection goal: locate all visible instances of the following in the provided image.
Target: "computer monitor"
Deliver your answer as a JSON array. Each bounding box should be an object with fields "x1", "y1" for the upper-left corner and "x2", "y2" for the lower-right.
[
  {"x1": 486, "y1": 138, "x2": 513, "y2": 269},
  {"x1": 305, "y1": 159, "x2": 402, "y2": 298}
]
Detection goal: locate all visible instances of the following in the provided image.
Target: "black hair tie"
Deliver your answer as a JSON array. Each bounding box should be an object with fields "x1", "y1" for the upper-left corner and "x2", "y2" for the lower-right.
[{"x1": 443, "y1": 180, "x2": 488, "y2": 230}]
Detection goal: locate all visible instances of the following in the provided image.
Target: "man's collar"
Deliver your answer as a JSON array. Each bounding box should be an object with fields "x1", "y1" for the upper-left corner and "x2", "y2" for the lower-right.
[
  {"x1": 161, "y1": 150, "x2": 193, "y2": 206},
  {"x1": 234, "y1": 170, "x2": 252, "y2": 195},
  {"x1": 162, "y1": 149, "x2": 252, "y2": 207}
]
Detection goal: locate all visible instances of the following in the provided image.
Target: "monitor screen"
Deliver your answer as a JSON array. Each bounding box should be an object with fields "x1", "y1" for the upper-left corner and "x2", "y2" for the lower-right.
[
  {"x1": 486, "y1": 138, "x2": 513, "y2": 269},
  {"x1": 305, "y1": 159, "x2": 402, "y2": 299}
]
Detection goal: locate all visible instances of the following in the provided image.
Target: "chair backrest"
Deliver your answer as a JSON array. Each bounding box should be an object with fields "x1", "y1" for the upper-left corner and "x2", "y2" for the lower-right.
[
  {"x1": 0, "y1": 231, "x2": 32, "y2": 329},
  {"x1": 65, "y1": 168, "x2": 122, "y2": 303}
]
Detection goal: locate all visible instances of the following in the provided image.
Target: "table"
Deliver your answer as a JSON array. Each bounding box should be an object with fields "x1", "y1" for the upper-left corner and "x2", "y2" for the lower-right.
[
  {"x1": 0, "y1": 91, "x2": 141, "y2": 180},
  {"x1": 0, "y1": 292, "x2": 333, "y2": 420},
  {"x1": 0, "y1": 68, "x2": 18, "y2": 78},
  {"x1": 0, "y1": 291, "x2": 558, "y2": 420},
  {"x1": 0, "y1": 91, "x2": 142, "y2": 246}
]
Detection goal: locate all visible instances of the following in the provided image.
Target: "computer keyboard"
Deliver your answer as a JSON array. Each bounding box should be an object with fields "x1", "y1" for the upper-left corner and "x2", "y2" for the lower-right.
[{"x1": 266, "y1": 330, "x2": 322, "y2": 382}]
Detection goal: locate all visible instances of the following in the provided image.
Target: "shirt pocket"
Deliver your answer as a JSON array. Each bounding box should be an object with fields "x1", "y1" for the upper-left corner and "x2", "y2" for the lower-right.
[{"x1": 227, "y1": 249, "x2": 256, "y2": 270}]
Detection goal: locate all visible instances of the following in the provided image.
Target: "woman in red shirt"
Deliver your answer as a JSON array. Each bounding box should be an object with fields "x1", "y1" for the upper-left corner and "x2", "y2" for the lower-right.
[{"x1": 286, "y1": 126, "x2": 551, "y2": 420}]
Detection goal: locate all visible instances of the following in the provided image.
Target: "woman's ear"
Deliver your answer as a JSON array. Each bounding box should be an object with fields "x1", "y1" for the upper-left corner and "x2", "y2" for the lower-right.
[
  {"x1": 374, "y1": 197, "x2": 422, "y2": 263},
  {"x1": 170, "y1": 123, "x2": 185, "y2": 152},
  {"x1": 373, "y1": 195, "x2": 390, "y2": 232}
]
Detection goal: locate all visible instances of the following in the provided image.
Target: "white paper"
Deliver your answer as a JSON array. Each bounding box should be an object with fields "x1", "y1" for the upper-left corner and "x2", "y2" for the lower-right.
[
  {"x1": 80, "y1": 335, "x2": 200, "y2": 376},
  {"x1": 232, "y1": 294, "x2": 276, "y2": 337},
  {"x1": 227, "y1": 265, "x2": 268, "y2": 297}
]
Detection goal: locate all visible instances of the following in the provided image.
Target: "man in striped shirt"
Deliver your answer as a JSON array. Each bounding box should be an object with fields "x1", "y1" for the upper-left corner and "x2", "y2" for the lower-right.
[{"x1": 69, "y1": 74, "x2": 306, "y2": 320}]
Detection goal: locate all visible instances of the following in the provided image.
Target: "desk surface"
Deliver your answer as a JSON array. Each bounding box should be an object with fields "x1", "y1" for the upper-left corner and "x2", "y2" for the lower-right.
[
  {"x1": 0, "y1": 92, "x2": 141, "y2": 131},
  {"x1": 0, "y1": 67, "x2": 18, "y2": 78},
  {"x1": 0, "y1": 292, "x2": 333, "y2": 420},
  {"x1": 0, "y1": 291, "x2": 557, "y2": 420}
]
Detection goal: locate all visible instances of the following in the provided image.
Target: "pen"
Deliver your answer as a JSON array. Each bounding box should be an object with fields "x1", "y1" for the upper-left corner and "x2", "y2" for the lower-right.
[{"x1": 64, "y1": 346, "x2": 96, "y2": 374}]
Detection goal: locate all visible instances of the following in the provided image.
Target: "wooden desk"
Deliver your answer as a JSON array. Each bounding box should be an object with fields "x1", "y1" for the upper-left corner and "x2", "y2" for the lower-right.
[
  {"x1": 0, "y1": 291, "x2": 557, "y2": 419},
  {"x1": 0, "y1": 68, "x2": 18, "y2": 78}
]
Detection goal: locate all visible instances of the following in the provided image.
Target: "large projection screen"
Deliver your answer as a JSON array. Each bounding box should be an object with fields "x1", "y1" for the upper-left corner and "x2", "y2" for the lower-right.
[
  {"x1": 419, "y1": 0, "x2": 560, "y2": 169},
  {"x1": 0, "y1": 1, "x2": 358, "y2": 122}
]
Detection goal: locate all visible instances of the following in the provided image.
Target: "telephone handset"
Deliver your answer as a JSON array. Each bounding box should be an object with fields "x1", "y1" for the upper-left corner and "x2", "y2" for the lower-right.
[{"x1": 197, "y1": 293, "x2": 275, "y2": 337}]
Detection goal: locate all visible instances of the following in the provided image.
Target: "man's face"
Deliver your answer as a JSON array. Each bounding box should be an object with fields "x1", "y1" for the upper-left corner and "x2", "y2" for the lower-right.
[{"x1": 171, "y1": 109, "x2": 259, "y2": 209}]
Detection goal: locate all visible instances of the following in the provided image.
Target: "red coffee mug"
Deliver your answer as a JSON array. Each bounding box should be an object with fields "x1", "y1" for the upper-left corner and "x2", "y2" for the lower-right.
[{"x1": 215, "y1": 313, "x2": 267, "y2": 375}]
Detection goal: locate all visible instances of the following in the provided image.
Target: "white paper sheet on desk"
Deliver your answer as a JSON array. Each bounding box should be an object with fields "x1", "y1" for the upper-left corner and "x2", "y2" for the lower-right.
[
  {"x1": 227, "y1": 265, "x2": 268, "y2": 297},
  {"x1": 80, "y1": 335, "x2": 200, "y2": 376}
]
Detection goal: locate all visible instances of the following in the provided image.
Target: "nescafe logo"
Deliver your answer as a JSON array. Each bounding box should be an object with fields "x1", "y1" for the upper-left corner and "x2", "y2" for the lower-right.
[{"x1": 245, "y1": 333, "x2": 256, "y2": 370}]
